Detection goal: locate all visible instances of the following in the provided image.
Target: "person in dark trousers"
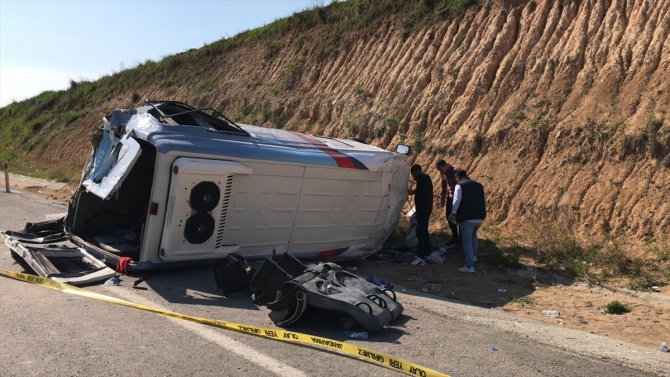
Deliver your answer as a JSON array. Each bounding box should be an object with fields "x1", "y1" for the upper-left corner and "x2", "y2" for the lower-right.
[
  {"x1": 408, "y1": 164, "x2": 433, "y2": 265},
  {"x1": 448, "y1": 169, "x2": 486, "y2": 273},
  {"x1": 436, "y1": 159, "x2": 459, "y2": 245}
]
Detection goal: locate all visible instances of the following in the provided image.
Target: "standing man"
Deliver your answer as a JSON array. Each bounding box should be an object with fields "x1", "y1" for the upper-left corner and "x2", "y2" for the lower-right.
[
  {"x1": 448, "y1": 169, "x2": 486, "y2": 273},
  {"x1": 408, "y1": 164, "x2": 433, "y2": 266},
  {"x1": 436, "y1": 159, "x2": 459, "y2": 246}
]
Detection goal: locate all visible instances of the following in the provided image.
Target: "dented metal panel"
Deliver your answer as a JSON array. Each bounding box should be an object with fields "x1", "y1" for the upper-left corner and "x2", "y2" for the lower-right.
[
  {"x1": 3, "y1": 229, "x2": 116, "y2": 286},
  {"x1": 82, "y1": 135, "x2": 142, "y2": 200}
]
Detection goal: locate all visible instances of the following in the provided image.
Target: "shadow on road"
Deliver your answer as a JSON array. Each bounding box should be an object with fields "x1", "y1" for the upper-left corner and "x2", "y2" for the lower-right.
[
  {"x1": 346, "y1": 241, "x2": 577, "y2": 311},
  {"x1": 139, "y1": 266, "x2": 260, "y2": 310}
]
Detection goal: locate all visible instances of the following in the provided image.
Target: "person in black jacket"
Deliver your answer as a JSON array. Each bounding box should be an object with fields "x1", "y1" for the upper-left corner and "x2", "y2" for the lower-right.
[
  {"x1": 408, "y1": 164, "x2": 433, "y2": 265},
  {"x1": 448, "y1": 169, "x2": 486, "y2": 273}
]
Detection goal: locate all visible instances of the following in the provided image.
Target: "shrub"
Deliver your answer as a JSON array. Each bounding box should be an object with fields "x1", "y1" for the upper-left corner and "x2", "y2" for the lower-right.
[
  {"x1": 385, "y1": 117, "x2": 400, "y2": 134},
  {"x1": 513, "y1": 297, "x2": 535, "y2": 308},
  {"x1": 347, "y1": 122, "x2": 358, "y2": 138},
  {"x1": 645, "y1": 114, "x2": 663, "y2": 157},
  {"x1": 241, "y1": 105, "x2": 254, "y2": 116},
  {"x1": 433, "y1": 144, "x2": 446, "y2": 154},
  {"x1": 531, "y1": 220, "x2": 582, "y2": 267},
  {"x1": 604, "y1": 300, "x2": 630, "y2": 315},
  {"x1": 280, "y1": 60, "x2": 305, "y2": 91},
  {"x1": 510, "y1": 111, "x2": 526, "y2": 123},
  {"x1": 629, "y1": 276, "x2": 667, "y2": 291},
  {"x1": 472, "y1": 129, "x2": 484, "y2": 155},
  {"x1": 413, "y1": 133, "x2": 426, "y2": 152},
  {"x1": 264, "y1": 40, "x2": 282, "y2": 59},
  {"x1": 374, "y1": 125, "x2": 387, "y2": 139}
]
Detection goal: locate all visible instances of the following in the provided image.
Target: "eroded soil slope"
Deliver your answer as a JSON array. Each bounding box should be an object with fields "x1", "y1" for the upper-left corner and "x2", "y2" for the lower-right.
[{"x1": 4, "y1": 0, "x2": 670, "y2": 243}]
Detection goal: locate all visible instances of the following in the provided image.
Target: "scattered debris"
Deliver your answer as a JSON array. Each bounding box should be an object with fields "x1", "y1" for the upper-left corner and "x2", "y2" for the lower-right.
[
  {"x1": 490, "y1": 346, "x2": 498, "y2": 351},
  {"x1": 497, "y1": 288, "x2": 507, "y2": 293},
  {"x1": 659, "y1": 342, "x2": 668, "y2": 353},
  {"x1": 132, "y1": 276, "x2": 149, "y2": 290},
  {"x1": 2, "y1": 218, "x2": 116, "y2": 286},
  {"x1": 343, "y1": 330, "x2": 369, "y2": 339},
  {"x1": 410, "y1": 256, "x2": 426, "y2": 266},
  {"x1": 366, "y1": 276, "x2": 394, "y2": 289},
  {"x1": 104, "y1": 276, "x2": 121, "y2": 286},
  {"x1": 421, "y1": 281, "x2": 440, "y2": 292},
  {"x1": 541, "y1": 310, "x2": 560, "y2": 318},
  {"x1": 212, "y1": 253, "x2": 253, "y2": 296},
  {"x1": 426, "y1": 251, "x2": 444, "y2": 264}
]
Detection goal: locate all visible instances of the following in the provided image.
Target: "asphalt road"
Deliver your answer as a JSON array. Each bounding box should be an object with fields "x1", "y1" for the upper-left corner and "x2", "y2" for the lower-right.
[{"x1": 1, "y1": 188, "x2": 668, "y2": 377}]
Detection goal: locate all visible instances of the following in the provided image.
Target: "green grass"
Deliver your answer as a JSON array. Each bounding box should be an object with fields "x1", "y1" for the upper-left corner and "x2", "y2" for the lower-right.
[
  {"x1": 472, "y1": 128, "x2": 484, "y2": 155},
  {"x1": 374, "y1": 125, "x2": 387, "y2": 139},
  {"x1": 479, "y1": 226, "x2": 524, "y2": 269},
  {"x1": 629, "y1": 276, "x2": 667, "y2": 291},
  {"x1": 404, "y1": 0, "x2": 476, "y2": 32},
  {"x1": 385, "y1": 117, "x2": 400, "y2": 135},
  {"x1": 280, "y1": 60, "x2": 305, "y2": 91},
  {"x1": 413, "y1": 133, "x2": 426, "y2": 153},
  {"x1": 347, "y1": 122, "x2": 358, "y2": 138},
  {"x1": 512, "y1": 297, "x2": 535, "y2": 308}
]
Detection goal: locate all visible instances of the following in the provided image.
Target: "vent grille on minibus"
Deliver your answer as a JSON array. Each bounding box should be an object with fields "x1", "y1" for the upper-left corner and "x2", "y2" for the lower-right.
[{"x1": 215, "y1": 175, "x2": 234, "y2": 248}]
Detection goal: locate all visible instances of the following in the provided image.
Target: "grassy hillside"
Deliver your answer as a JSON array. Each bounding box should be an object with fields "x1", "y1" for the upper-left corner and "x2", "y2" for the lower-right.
[{"x1": 0, "y1": 0, "x2": 474, "y2": 177}]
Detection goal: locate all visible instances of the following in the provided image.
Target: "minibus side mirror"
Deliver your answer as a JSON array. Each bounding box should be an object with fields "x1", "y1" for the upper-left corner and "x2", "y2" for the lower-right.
[{"x1": 396, "y1": 144, "x2": 411, "y2": 155}]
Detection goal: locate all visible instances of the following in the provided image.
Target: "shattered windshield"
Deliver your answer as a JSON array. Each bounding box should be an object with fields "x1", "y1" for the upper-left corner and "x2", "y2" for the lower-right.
[{"x1": 146, "y1": 101, "x2": 249, "y2": 136}]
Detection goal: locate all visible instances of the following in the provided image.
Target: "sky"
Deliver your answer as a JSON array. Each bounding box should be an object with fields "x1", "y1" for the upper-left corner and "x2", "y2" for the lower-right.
[{"x1": 0, "y1": 0, "x2": 322, "y2": 107}]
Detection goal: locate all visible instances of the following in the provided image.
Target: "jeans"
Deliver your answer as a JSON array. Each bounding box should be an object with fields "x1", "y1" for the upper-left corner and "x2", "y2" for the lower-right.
[{"x1": 459, "y1": 220, "x2": 481, "y2": 268}]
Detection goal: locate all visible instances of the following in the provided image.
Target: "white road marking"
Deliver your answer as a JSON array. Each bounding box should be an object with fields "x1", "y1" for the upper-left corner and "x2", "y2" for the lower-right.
[{"x1": 107, "y1": 288, "x2": 308, "y2": 377}]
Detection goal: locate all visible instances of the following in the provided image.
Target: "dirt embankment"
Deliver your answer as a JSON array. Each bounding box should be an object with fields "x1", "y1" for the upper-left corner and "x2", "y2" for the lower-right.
[{"x1": 18, "y1": 0, "x2": 670, "y2": 244}]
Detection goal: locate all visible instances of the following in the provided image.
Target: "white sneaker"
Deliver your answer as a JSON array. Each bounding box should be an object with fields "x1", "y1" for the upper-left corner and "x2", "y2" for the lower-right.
[
  {"x1": 473, "y1": 256, "x2": 478, "y2": 263},
  {"x1": 411, "y1": 257, "x2": 426, "y2": 266},
  {"x1": 458, "y1": 266, "x2": 475, "y2": 273}
]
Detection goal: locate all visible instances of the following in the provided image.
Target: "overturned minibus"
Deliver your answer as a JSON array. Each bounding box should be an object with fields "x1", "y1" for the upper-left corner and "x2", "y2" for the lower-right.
[{"x1": 3, "y1": 101, "x2": 410, "y2": 284}]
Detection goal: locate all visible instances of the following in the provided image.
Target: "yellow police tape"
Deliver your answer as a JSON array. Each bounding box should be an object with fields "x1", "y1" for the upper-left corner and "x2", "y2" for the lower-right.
[{"x1": 0, "y1": 269, "x2": 450, "y2": 377}]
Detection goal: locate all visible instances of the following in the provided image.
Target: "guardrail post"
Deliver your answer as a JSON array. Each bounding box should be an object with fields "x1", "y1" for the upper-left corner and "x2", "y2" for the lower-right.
[{"x1": 3, "y1": 161, "x2": 9, "y2": 193}]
